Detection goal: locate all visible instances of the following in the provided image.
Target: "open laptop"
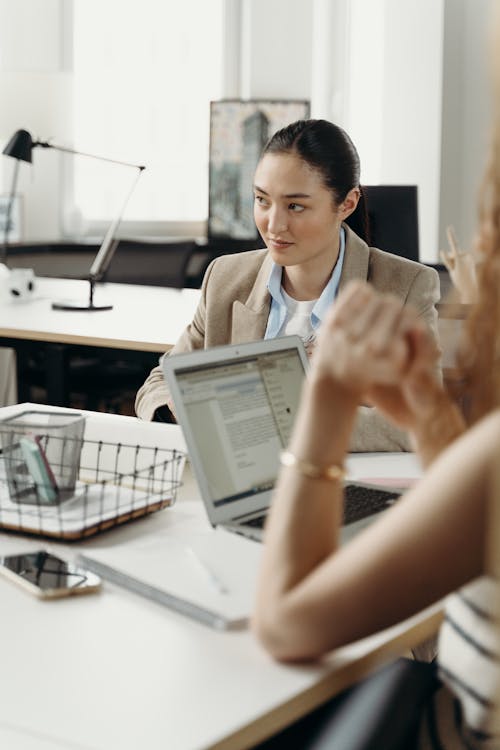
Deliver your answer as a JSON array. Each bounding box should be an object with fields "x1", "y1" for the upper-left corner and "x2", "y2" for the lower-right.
[{"x1": 163, "y1": 336, "x2": 402, "y2": 544}]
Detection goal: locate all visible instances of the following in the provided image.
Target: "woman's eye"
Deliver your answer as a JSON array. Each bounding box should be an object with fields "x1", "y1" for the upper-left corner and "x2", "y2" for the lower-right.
[
  {"x1": 289, "y1": 203, "x2": 305, "y2": 212},
  {"x1": 254, "y1": 195, "x2": 268, "y2": 206}
]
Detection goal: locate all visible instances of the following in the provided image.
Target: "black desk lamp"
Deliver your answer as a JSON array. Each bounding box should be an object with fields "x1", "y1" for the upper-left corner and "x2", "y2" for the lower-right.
[{"x1": 2, "y1": 129, "x2": 145, "y2": 311}]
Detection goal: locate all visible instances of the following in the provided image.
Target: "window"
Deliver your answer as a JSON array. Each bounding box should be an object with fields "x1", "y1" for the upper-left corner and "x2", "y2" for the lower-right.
[{"x1": 69, "y1": 0, "x2": 226, "y2": 236}]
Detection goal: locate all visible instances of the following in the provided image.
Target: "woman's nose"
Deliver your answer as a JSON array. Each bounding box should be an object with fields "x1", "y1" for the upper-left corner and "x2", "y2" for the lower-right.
[{"x1": 268, "y1": 207, "x2": 288, "y2": 234}]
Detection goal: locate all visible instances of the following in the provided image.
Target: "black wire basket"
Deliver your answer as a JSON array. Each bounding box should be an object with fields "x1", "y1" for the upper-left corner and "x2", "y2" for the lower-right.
[{"x1": 0, "y1": 431, "x2": 185, "y2": 540}]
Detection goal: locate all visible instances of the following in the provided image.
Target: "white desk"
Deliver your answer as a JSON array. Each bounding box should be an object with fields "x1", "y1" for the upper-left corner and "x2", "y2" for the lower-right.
[
  {"x1": 0, "y1": 276, "x2": 201, "y2": 404},
  {"x1": 0, "y1": 276, "x2": 201, "y2": 352},
  {"x1": 0, "y1": 405, "x2": 442, "y2": 750}
]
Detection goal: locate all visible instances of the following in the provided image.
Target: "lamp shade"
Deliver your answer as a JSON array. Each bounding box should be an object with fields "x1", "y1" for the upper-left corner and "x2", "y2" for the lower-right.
[
  {"x1": 2, "y1": 129, "x2": 34, "y2": 163},
  {"x1": 1, "y1": 127, "x2": 145, "y2": 307}
]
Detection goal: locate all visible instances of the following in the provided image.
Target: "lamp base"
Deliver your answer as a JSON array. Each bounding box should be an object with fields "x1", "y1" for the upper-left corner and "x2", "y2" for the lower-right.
[
  {"x1": 51, "y1": 300, "x2": 113, "y2": 312},
  {"x1": 51, "y1": 277, "x2": 112, "y2": 311}
]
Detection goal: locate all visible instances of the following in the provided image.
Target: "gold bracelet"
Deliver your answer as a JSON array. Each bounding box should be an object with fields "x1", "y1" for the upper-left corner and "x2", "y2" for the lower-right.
[{"x1": 280, "y1": 450, "x2": 345, "y2": 482}]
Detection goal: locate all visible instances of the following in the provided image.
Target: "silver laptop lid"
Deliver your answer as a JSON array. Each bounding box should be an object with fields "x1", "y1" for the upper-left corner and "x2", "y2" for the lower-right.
[{"x1": 163, "y1": 337, "x2": 308, "y2": 527}]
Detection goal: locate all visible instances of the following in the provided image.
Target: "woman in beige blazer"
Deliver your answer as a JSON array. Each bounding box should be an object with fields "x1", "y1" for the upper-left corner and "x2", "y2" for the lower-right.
[{"x1": 136, "y1": 120, "x2": 440, "y2": 451}]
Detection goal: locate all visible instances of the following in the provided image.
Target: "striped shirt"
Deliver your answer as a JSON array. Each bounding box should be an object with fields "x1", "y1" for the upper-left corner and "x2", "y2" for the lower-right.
[{"x1": 419, "y1": 576, "x2": 500, "y2": 748}]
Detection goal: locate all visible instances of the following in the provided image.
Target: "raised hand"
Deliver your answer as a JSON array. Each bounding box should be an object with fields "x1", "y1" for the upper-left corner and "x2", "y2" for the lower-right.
[
  {"x1": 440, "y1": 225, "x2": 478, "y2": 303},
  {"x1": 313, "y1": 281, "x2": 415, "y2": 397},
  {"x1": 311, "y1": 281, "x2": 465, "y2": 463}
]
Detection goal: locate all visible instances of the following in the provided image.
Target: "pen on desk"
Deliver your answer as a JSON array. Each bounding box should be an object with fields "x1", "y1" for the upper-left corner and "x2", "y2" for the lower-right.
[{"x1": 186, "y1": 547, "x2": 229, "y2": 595}]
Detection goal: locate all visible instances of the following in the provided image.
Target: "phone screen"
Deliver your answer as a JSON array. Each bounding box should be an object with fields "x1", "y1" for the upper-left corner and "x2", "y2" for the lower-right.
[{"x1": 0, "y1": 551, "x2": 101, "y2": 597}]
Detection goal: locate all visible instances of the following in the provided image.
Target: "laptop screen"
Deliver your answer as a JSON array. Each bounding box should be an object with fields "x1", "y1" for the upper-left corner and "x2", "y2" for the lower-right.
[{"x1": 173, "y1": 347, "x2": 305, "y2": 507}]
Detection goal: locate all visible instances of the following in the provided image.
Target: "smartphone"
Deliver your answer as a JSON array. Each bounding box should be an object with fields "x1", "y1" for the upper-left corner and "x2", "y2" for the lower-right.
[{"x1": 0, "y1": 550, "x2": 102, "y2": 599}]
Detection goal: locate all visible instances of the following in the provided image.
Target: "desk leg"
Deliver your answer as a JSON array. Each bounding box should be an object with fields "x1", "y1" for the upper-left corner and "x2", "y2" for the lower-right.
[{"x1": 45, "y1": 344, "x2": 69, "y2": 407}]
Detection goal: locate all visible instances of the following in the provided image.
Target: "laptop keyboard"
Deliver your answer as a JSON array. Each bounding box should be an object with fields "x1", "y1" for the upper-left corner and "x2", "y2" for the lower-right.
[
  {"x1": 241, "y1": 484, "x2": 400, "y2": 534},
  {"x1": 343, "y1": 484, "x2": 400, "y2": 525},
  {"x1": 244, "y1": 515, "x2": 266, "y2": 529}
]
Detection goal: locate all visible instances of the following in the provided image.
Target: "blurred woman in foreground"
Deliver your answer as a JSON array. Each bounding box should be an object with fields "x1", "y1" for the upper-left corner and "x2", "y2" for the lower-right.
[{"x1": 253, "y1": 20, "x2": 500, "y2": 748}]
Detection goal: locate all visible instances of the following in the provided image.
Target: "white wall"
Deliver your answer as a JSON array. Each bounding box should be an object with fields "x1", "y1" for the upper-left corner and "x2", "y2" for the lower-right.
[
  {"x1": 240, "y1": 0, "x2": 313, "y2": 99},
  {"x1": 236, "y1": 0, "x2": 491, "y2": 263},
  {"x1": 311, "y1": 0, "x2": 445, "y2": 263},
  {"x1": 439, "y1": 0, "x2": 493, "y2": 252},
  {"x1": 0, "y1": 0, "x2": 495, "y2": 262},
  {"x1": 0, "y1": 0, "x2": 72, "y2": 241}
]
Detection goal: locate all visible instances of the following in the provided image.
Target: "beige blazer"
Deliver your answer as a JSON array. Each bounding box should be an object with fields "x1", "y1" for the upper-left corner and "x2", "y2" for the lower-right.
[{"x1": 135, "y1": 225, "x2": 440, "y2": 451}]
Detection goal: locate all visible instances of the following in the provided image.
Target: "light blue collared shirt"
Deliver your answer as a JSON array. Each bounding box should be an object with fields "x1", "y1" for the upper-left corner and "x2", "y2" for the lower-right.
[{"x1": 264, "y1": 227, "x2": 346, "y2": 339}]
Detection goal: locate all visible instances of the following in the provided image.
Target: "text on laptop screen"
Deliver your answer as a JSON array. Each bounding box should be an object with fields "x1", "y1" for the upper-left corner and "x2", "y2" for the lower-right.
[{"x1": 175, "y1": 348, "x2": 305, "y2": 506}]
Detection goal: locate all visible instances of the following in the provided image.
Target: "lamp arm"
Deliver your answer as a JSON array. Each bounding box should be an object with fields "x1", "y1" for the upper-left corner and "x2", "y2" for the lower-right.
[
  {"x1": 33, "y1": 140, "x2": 145, "y2": 171},
  {"x1": 89, "y1": 165, "x2": 145, "y2": 281},
  {"x1": 51, "y1": 164, "x2": 145, "y2": 311}
]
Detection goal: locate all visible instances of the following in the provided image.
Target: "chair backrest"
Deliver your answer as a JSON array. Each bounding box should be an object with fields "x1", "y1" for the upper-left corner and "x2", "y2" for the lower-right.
[
  {"x1": 297, "y1": 658, "x2": 437, "y2": 750},
  {"x1": 102, "y1": 239, "x2": 196, "y2": 288},
  {"x1": 344, "y1": 185, "x2": 419, "y2": 262}
]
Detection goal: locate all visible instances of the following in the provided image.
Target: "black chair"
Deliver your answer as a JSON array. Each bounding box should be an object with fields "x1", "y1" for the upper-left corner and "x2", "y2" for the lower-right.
[
  {"x1": 102, "y1": 239, "x2": 197, "y2": 288},
  {"x1": 304, "y1": 659, "x2": 438, "y2": 750},
  {"x1": 255, "y1": 658, "x2": 439, "y2": 750},
  {"x1": 345, "y1": 185, "x2": 419, "y2": 262}
]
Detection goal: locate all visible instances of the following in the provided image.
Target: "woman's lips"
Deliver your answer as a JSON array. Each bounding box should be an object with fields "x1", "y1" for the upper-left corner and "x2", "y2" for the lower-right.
[{"x1": 268, "y1": 238, "x2": 292, "y2": 249}]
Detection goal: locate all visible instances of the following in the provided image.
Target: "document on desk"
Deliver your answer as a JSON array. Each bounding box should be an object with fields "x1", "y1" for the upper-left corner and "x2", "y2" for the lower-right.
[{"x1": 78, "y1": 527, "x2": 262, "y2": 630}]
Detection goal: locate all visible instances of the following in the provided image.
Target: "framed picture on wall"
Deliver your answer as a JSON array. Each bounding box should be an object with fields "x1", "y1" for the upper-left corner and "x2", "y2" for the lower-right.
[{"x1": 208, "y1": 99, "x2": 310, "y2": 241}]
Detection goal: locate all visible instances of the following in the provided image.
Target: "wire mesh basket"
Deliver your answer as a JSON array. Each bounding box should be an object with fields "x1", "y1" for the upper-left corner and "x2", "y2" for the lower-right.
[{"x1": 0, "y1": 430, "x2": 185, "y2": 540}]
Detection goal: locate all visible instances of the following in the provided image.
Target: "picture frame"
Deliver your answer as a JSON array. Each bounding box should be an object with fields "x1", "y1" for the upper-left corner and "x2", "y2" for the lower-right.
[
  {"x1": 208, "y1": 99, "x2": 310, "y2": 241},
  {"x1": 0, "y1": 194, "x2": 22, "y2": 243}
]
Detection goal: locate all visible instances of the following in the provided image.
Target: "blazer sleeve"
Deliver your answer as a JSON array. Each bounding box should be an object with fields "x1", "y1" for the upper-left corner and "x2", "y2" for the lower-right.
[
  {"x1": 404, "y1": 264, "x2": 441, "y2": 344},
  {"x1": 134, "y1": 259, "x2": 216, "y2": 421},
  {"x1": 349, "y1": 264, "x2": 440, "y2": 452}
]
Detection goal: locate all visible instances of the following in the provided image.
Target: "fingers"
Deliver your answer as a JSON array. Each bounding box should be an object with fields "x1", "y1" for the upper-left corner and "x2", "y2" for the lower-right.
[
  {"x1": 326, "y1": 281, "x2": 371, "y2": 330},
  {"x1": 441, "y1": 226, "x2": 462, "y2": 272},
  {"x1": 446, "y1": 225, "x2": 460, "y2": 256},
  {"x1": 317, "y1": 282, "x2": 443, "y2": 433},
  {"x1": 440, "y1": 249, "x2": 454, "y2": 272},
  {"x1": 315, "y1": 282, "x2": 423, "y2": 391},
  {"x1": 332, "y1": 281, "x2": 408, "y2": 352},
  {"x1": 365, "y1": 296, "x2": 406, "y2": 354},
  {"x1": 440, "y1": 228, "x2": 478, "y2": 302}
]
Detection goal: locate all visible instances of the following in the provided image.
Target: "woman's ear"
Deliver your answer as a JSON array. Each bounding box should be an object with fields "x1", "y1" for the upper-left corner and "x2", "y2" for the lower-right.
[{"x1": 339, "y1": 187, "x2": 361, "y2": 220}]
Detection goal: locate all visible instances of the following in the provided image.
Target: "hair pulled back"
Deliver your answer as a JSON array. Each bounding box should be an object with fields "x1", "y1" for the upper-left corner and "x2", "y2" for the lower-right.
[
  {"x1": 262, "y1": 119, "x2": 368, "y2": 239},
  {"x1": 262, "y1": 119, "x2": 360, "y2": 205}
]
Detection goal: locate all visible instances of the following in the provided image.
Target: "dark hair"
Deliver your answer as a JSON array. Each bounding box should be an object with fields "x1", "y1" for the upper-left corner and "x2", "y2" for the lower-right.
[{"x1": 261, "y1": 119, "x2": 369, "y2": 241}]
